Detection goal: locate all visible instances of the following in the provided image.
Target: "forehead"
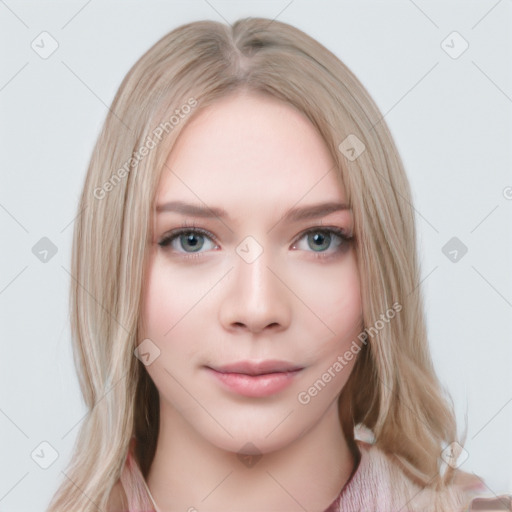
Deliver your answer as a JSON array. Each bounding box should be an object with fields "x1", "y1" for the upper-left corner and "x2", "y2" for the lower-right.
[{"x1": 156, "y1": 91, "x2": 345, "y2": 208}]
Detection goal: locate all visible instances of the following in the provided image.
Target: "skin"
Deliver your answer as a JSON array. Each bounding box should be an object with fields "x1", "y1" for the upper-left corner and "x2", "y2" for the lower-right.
[{"x1": 140, "y1": 90, "x2": 363, "y2": 512}]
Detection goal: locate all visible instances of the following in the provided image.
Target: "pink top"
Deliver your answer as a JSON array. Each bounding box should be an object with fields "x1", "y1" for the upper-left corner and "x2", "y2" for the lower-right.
[
  {"x1": 123, "y1": 437, "x2": 512, "y2": 512},
  {"x1": 325, "y1": 440, "x2": 510, "y2": 512}
]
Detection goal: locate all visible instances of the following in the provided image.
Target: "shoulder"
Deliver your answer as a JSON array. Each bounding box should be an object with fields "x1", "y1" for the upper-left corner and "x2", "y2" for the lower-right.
[
  {"x1": 106, "y1": 480, "x2": 129, "y2": 512},
  {"x1": 339, "y1": 441, "x2": 512, "y2": 512}
]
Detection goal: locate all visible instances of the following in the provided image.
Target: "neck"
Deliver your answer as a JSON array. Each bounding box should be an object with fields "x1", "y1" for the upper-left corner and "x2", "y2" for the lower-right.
[{"x1": 146, "y1": 397, "x2": 355, "y2": 512}]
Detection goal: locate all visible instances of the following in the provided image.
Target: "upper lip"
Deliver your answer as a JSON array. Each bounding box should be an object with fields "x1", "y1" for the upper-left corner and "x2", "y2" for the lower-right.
[{"x1": 208, "y1": 360, "x2": 303, "y2": 376}]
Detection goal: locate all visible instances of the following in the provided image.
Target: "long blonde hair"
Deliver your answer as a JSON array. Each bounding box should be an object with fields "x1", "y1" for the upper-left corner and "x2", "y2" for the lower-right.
[{"x1": 47, "y1": 17, "x2": 470, "y2": 511}]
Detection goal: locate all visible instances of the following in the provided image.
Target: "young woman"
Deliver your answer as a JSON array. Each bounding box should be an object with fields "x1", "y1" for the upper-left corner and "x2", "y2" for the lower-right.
[{"x1": 47, "y1": 17, "x2": 511, "y2": 512}]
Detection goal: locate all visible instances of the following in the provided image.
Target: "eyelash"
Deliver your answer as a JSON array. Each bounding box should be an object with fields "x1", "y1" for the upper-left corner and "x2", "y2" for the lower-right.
[{"x1": 157, "y1": 222, "x2": 353, "y2": 262}]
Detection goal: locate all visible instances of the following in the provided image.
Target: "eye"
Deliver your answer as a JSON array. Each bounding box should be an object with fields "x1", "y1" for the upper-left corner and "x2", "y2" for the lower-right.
[
  {"x1": 291, "y1": 227, "x2": 352, "y2": 257},
  {"x1": 158, "y1": 227, "x2": 218, "y2": 254},
  {"x1": 157, "y1": 225, "x2": 353, "y2": 261}
]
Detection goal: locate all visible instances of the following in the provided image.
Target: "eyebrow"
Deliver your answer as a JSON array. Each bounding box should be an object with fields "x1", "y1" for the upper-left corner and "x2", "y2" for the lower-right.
[{"x1": 156, "y1": 200, "x2": 350, "y2": 223}]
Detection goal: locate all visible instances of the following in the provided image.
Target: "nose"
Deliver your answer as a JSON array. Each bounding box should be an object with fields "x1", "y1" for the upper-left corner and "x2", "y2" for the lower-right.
[{"x1": 218, "y1": 248, "x2": 292, "y2": 334}]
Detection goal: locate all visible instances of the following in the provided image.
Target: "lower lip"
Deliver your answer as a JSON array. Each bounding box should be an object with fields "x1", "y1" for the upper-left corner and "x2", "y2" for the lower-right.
[{"x1": 207, "y1": 368, "x2": 302, "y2": 397}]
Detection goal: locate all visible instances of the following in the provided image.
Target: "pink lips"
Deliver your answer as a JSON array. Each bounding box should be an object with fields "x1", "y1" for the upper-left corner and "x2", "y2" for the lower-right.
[{"x1": 206, "y1": 360, "x2": 303, "y2": 397}]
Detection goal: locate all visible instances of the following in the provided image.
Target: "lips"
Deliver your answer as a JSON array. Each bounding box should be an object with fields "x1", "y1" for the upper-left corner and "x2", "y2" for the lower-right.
[
  {"x1": 208, "y1": 360, "x2": 303, "y2": 376},
  {"x1": 205, "y1": 360, "x2": 304, "y2": 397}
]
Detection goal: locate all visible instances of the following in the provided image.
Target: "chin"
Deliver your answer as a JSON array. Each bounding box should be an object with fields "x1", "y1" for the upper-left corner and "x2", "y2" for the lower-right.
[{"x1": 194, "y1": 417, "x2": 304, "y2": 457}]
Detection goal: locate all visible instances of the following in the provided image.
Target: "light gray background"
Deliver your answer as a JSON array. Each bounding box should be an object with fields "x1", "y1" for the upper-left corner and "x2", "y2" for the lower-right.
[{"x1": 1, "y1": 1, "x2": 511, "y2": 510}]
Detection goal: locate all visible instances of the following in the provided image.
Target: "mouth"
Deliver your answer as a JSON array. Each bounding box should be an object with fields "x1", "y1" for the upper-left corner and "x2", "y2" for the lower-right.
[
  {"x1": 207, "y1": 360, "x2": 304, "y2": 376},
  {"x1": 205, "y1": 360, "x2": 304, "y2": 397}
]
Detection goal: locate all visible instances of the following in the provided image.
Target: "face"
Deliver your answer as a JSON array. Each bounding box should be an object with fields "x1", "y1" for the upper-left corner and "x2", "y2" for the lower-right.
[{"x1": 140, "y1": 90, "x2": 363, "y2": 454}]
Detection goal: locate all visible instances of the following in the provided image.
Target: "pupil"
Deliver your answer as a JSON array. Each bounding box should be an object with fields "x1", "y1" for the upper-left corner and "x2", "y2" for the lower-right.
[
  {"x1": 309, "y1": 232, "x2": 330, "y2": 251},
  {"x1": 181, "y1": 233, "x2": 203, "y2": 252}
]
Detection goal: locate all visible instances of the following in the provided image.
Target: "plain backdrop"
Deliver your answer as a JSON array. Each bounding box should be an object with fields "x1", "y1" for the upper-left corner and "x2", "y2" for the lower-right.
[{"x1": 1, "y1": 1, "x2": 511, "y2": 510}]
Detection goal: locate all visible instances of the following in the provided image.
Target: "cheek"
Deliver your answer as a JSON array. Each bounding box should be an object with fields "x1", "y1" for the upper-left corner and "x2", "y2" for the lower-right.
[
  {"x1": 140, "y1": 256, "x2": 224, "y2": 376},
  {"x1": 331, "y1": 270, "x2": 362, "y2": 337},
  {"x1": 299, "y1": 254, "x2": 362, "y2": 340},
  {"x1": 141, "y1": 258, "x2": 201, "y2": 339},
  {"x1": 141, "y1": 269, "x2": 173, "y2": 340},
  {"x1": 140, "y1": 261, "x2": 204, "y2": 383}
]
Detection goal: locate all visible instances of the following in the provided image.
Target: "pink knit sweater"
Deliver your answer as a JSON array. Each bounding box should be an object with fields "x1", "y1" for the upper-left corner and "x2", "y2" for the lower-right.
[
  {"x1": 324, "y1": 440, "x2": 511, "y2": 512},
  {"x1": 120, "y1": 437, "x2": 512, "y2": 512}
]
